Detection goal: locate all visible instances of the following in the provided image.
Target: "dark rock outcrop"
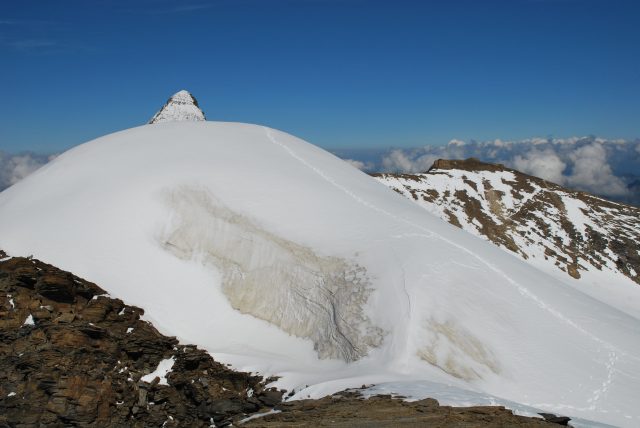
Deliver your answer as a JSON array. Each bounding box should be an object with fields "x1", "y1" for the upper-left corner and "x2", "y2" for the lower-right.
[
  {"x1": 539, "y1": 412, "x2": 572, "y2": 425},
  {"x1": 428, "y1": 158, "x2": 508, "y2": 173},
  {"x1": 0, "y1": 253, "x2": 278, "y2": 427}
]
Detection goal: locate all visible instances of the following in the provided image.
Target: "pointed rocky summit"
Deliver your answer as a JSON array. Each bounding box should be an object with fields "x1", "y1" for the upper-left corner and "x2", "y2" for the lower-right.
[{"x1": 149, "y1": 90, "x2": 206, "y2": 124}]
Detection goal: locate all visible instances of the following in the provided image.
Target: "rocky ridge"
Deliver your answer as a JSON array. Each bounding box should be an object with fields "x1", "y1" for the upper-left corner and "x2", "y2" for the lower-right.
[
  {"x1": 373, "y1": 158, "x2": 640, "y2": 286},
  {"x1": 242, "y1": 390, "x2": 565, "y2": 427}
]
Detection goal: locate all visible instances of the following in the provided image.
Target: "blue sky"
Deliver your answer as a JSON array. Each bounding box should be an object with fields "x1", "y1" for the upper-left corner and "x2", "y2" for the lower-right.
[{"x1": 1, "y1": 0, "x2": 639, "y2": 152}]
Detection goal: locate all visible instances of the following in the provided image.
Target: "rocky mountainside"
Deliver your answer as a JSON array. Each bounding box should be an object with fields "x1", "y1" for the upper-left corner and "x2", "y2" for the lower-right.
[
  {"x1": 373, "y1": 158, "x2": 640, "y2": 292},
  {"x1": 149, "y1": 90, "x2": 206, "y2": 124},
  {"x1": 0, "y1": 250, "x2": 281, "y2": 427}
]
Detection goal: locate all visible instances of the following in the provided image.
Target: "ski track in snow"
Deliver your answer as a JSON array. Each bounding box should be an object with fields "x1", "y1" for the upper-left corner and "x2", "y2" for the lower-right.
[
  {"x1": 388, "y1": 247, "x2": 412, "y2": 322},
  {"x1": 263, "y1": 127, "x2": 634, "y2": 416}
]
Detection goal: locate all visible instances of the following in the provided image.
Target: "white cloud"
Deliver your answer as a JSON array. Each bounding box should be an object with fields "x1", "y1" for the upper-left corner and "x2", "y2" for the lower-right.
[
  {"x1": 344, "y1": 159, "x2": 374, "y2": 171},
  {"x1": 381, "y1": 149, "x2": 437, "y2": 173},
  {"x1": 565, "y1": 142, "x2": 628, "y2": 196},
  {"x1": 448, "y1": 139, "x2": 466, "y2": 147},
  {"x1": 529, "y1": 137, "x2": 549, "y2": 146},
  {"x1": 0, "y1": 152, "x2": 52, "y2": 191},
  {"x1": 512, "y1": 148, "x2": 567, "y2": 185}
]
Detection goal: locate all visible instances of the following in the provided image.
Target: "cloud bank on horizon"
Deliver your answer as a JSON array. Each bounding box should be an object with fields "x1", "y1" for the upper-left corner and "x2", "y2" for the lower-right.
[
  {"x1": 338, "y1": 136, "x2": 640, "y2": 206},
  {"x1": 0, "y1": 152, "x2": 55, "y2": 191}
]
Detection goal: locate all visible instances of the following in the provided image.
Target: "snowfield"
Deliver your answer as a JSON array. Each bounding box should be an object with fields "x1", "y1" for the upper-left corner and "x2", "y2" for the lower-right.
[{"x1": 0, "y1": 122, "x2": 638, "y2": 427}]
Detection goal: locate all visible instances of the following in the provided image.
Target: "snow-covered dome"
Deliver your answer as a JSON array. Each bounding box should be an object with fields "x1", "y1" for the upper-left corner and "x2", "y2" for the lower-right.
[
  {"x1": 0, "y1": 121, "x2": 639, "y2": 427},
  {"x1": 149, "y1": 90, "x2": 206, "y2": 124}
]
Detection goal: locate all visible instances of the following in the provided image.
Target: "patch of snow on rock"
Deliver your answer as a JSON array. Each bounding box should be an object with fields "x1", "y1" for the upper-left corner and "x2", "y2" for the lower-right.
[
  {"x1": 141, "y1": 357, "x2": 175, "y2": 386},
  {"x1": 22, "y1": 314, "x2": 34, "y2": 326}
]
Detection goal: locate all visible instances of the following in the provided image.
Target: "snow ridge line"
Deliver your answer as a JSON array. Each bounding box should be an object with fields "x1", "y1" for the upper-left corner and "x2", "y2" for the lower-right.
[
  {"x1": 263, "y1": 127, "x2": 630, "y2": 403},
  {"x1": 263, "y1": 127, "x2": 434, "y2": 236}
]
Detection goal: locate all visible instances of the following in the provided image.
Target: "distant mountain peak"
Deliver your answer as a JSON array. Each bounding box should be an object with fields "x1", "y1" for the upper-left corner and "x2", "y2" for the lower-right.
[{"x1": 149, "y1": 90, "x2": 206, "y2": 124}]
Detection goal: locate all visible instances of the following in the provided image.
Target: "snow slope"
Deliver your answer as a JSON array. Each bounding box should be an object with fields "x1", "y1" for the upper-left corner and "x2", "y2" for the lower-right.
[{"x1": 0, "y1": 122, "x2": 639, "y2": 427}]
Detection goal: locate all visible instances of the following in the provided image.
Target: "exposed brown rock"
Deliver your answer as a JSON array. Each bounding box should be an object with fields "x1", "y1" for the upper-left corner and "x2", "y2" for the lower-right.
[
  {"x1": 428, "y1": 158, "x2": 508, "y2": 173},
  {"x1": 0, "y1": 254, "x2": 276, "y2": 427},
  {"x1": 239, "y1": 390, "x2": 562, "y2": 427}
]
